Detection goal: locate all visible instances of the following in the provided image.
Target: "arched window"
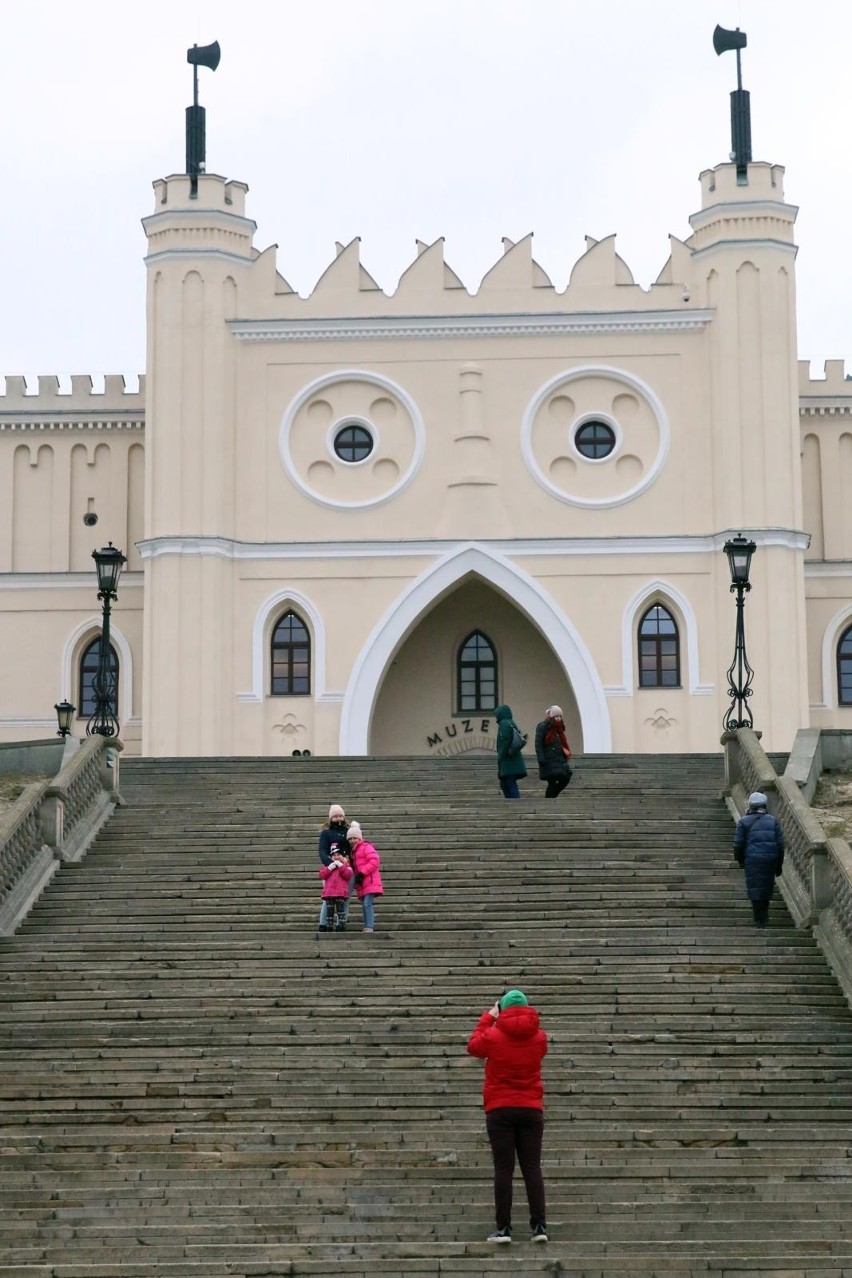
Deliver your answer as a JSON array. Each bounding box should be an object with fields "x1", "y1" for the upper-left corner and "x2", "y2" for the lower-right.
[
  {"x1": 271, "y1": 611, "x2": 311, "y2": 695},
  {"x1": 638, "y1": 604, "x2": 680, "y2": 688},
  {"x1": 457, "y1": 630, "x2": 497, "y2": 712},
  {"x1": 79, "y1": 636, "x2": 119, "y2": 718},
  {"x1": 838, "y1": 624, "x2": 852, "y2": 706}
]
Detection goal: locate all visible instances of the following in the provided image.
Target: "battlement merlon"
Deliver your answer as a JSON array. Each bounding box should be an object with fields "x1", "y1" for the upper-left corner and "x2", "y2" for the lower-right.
[
  {"x1": 0, "y1": 375, "x2": 145, "y2": 411},
  {"x1": 143, "y1": 174, "x2": 257, "y2": 264},
  {"x1": 688, "y1": 161, "x2": 798, "y2": 252},
  {"x1": 151, "y1": 173, "x2": 249, "y2": 215},
  {"x1": 798, "y1": 359, "x2": 852, "y2": 413}
]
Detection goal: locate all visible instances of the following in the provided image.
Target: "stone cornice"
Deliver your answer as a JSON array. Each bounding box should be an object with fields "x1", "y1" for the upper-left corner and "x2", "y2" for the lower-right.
[
  {"x1": 799, "y1": 402, "x2": 852, "y2": 416},
  {"x1": 227, "y1": 309, "x2": 714, "y2": 344},
  {"x1": 144, "y1": 248, "x2": 255, "y2": 268},
  {"x1": 138, "y1": 529, "x2": 809, "y2": 561},
  {"x1": 804, "y1": 561, "x2": 852, "y2": 578},
  {"x1": 689, "y1": 238, "x2": 798, "y2": 260}
]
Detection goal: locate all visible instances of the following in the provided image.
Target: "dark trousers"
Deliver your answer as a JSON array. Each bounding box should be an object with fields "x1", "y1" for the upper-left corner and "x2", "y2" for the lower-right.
[
  {"x1": 485, "y1": 1106, "x2": 546, "y2": 1230},
  {"x1": 544, "y1": 772, "x2": 570, "y2": 798},
  {"x1": 751, "y1": 899, "x2": 770, "y2": 927},
  {"x1": 499, "y1": 776, "x2": 520, "y2": 799},
  {"x1": 326, "y1": 897, "x2": 346, "y2": 928}
]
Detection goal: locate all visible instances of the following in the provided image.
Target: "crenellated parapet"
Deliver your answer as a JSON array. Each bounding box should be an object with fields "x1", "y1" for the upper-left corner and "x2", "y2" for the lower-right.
[
  {"x1": 0, "y1": 376, "x2": 145, "y2": 430},
  {"x1": 799, "y1": 360, "x2": 852, "y2": 415}
]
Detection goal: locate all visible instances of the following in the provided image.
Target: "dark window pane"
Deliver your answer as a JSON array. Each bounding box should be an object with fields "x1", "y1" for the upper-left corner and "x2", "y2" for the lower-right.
[
  {"x1": 271, "y1": 610, "x2": 311, "y2": 695},
  {"x1": 334, "y1": 423, "x2": 373, "y2": 463},
  {"x1": 457, "y1": 630, "x2": 498, "y2": 713},
  {"x1": 638, "y1": 605, "x2": 680, "y2": 688},
  {"x1": 839, "y1": 625, "x2": 852, "y2": 705},
  {"x1": 575, "y1": 420, "x2": 616, "y2": 459},
  {"x1": 79, "y1": 638, "x2": 119, "y2": 717}
]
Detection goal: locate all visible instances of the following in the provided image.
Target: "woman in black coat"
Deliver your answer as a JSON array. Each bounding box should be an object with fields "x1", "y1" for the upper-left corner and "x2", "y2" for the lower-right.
[
  {"x1": 733, "y1": 792, "x2": 785, "y2": 928},
  {"x1": 534, "y1": 705, "x2": 573, "y2": 799}
]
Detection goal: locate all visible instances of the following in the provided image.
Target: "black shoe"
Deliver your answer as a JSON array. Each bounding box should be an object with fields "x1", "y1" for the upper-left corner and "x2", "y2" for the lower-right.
[
  {"x1": 335, "y1": 922, "x2": 347, "y2": 932},
  {"x1": 317, "y1": 924, "x2": 328, "y2": 932},
  {"x1": 487, "y1": 1227, "x2": 512, "y2": 1244},
  {"x1": 531, "y1": 1223, "x2": 548, "y2": 1244}
]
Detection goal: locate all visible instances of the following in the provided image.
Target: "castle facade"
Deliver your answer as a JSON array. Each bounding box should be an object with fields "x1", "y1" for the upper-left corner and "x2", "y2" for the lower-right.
[{"x1": 2, "y1": 157, "x2": 851, "y2": 757}]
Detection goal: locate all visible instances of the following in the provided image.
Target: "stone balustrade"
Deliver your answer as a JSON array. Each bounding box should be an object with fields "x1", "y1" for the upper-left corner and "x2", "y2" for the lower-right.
[
  {"x1": 0, "y1": 735, "x2": 123, "y2": 936},
  {"x1": 723, "y1": 726, "x2": 852, "y2": 1007}
]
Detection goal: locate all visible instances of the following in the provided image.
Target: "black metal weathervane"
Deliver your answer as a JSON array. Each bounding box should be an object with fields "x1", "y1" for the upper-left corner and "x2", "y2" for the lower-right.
[
  {"x1": 186, "y1": 40, "x2": 221, "y2": 195},
  {"x1": 713, "y1": 24, "x2": 751, "y2": 179}
]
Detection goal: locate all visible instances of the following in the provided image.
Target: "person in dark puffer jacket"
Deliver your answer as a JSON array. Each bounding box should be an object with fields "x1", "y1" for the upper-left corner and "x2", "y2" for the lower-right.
[
  {"x1": 317, "y1": 803, "x2": 351, "y2": 930},
  {"x1": 494, "y1": 704, "x2": 527, "y2": 800},
  {"x1": 534, "y1": 705, "x2": 573, "y2": 798},
  {"x1": 466, "y1": 989, "x2": 549, "y2": 1246},
  {"x1": 733, "y1": 791, "x2": 785, "y2": 928}
]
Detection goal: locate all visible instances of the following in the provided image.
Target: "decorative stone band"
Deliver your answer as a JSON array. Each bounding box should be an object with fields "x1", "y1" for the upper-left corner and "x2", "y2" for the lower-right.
[
  {"x1": 228, "y1": 309, "x2": 714, "y2": 344},
  {"x1": 0, "y1": 418, "x2": 144, "y2": 432}
]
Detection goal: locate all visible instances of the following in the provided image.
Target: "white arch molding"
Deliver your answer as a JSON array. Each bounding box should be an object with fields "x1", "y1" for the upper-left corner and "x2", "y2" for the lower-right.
[
  {"x1": 339, "y1": 543, "x2": 612, "y2": 755},
  {"x1": 820, "y1": 603, "x2": 852, "y2": 710},
  {"x1": 61, "y1": 617, "x2": 135, "y2": 727},
  {"x1": 241, "y1": 587, "x2": 331, "y2": 703},
  {"x1": 618, "y1": 580, "x2": 714, "y2": 696}
]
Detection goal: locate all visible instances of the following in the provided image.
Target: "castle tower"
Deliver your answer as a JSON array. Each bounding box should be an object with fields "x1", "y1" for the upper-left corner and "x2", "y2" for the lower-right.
[
  {"x1": 688, "y1": 161, "x2": 808, "y2": 742},
  {"x1": 141, "y1": 174, "x2": 256, "y2": 755}
]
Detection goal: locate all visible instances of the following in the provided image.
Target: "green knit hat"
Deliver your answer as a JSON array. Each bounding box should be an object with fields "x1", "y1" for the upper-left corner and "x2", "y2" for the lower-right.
[{"x1": 500, "y1": 989, "x2": 529, "y2": 1010}]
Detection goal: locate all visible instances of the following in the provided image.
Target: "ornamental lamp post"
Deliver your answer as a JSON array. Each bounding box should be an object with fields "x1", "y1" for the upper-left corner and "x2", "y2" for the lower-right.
[
  {"x1": 87, "y1": 542, "x2": 126, "y2": 738},
  {"x1": 722, "y1": 534, "x2": 757, "y2": 731},
  {"x1": 54, "y1": 700, "x2": 76, "y2": 738}
]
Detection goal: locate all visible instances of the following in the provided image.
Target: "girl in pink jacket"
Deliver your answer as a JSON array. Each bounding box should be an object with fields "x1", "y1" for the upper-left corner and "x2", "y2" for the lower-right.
[
  {"x1": 317, "y1": 849, "x2": 353, "y2": 932},
  {"x1": 346, "y1": 821, "x2": 383, "y2": 934}
]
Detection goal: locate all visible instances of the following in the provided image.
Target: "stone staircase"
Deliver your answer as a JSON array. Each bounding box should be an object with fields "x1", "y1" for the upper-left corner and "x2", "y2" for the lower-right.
[{"x1": 1, "y1": 753, "x2": 851, "y2": 1277}]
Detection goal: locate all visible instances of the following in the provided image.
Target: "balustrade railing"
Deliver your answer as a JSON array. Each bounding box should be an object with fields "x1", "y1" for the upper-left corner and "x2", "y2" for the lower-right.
[
  {"x1": 0, "y1": 736, "x2": 123, "y2": 936},
  {"x1": 723, "y1": 727, "x2": 852, "y2": 1007}
]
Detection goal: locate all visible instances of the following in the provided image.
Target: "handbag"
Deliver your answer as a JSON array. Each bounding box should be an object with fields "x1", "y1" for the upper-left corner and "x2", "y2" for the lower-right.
[{"x1": 507, "y1": 725, "x2": 527, "y2": 756}]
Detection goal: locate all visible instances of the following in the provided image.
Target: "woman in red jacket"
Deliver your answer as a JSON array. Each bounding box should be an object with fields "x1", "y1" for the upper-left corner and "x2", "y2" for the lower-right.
[{"x1": 466, "y1": 989, "x2": 548, "y2": 1245}]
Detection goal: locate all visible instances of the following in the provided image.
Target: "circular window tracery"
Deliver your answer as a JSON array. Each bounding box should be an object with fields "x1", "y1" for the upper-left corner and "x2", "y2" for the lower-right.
[
  {"x1": 521, "y1": 365, "x2": 670, "y2": 509},
  {"x1": 333, "y1": 422, "x2": 374, "y2": 463}
]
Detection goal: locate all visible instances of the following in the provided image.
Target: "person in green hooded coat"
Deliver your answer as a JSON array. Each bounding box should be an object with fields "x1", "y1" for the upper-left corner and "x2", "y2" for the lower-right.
[{"x1": 495, "y1": 704, "x2": 527, "y2": 799}]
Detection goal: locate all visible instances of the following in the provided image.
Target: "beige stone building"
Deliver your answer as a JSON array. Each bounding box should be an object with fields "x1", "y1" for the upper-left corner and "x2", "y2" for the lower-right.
[{"x1": 2, "y1": 153, "x2": 851, "y2": 758}]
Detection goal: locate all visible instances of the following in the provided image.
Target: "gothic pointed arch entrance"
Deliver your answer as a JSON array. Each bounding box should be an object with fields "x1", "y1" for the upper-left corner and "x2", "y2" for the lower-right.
[{"x1": 339, "y1": 544, "x2": 611, "y2": 755}]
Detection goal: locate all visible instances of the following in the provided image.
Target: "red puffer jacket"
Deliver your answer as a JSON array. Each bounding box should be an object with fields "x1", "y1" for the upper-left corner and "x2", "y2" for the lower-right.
[{"x1": 466, "y1": 1005, "x2": 548, "y2": 1111}]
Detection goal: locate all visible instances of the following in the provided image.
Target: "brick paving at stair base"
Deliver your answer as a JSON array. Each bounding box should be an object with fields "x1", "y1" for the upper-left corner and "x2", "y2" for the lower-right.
[{"x1": 1, "y1": 755, "x2": 852, "y2": 1275}]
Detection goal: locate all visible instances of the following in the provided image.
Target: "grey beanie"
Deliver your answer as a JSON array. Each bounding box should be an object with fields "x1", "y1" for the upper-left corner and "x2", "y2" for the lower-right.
[{"x1": 748, "y1": 792, "x2": 768, "y2": 809}]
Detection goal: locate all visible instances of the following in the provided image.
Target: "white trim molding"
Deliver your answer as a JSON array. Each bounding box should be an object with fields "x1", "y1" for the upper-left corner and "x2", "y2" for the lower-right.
[
  {"x1": 0, "y1": 572, "x2": 144, "y2": 589},
  {"x1": 612, "y1": 579, "x2": 713, "y2": 698},
  {"x1": 278, "y1": 368, "x2": 426, "y2": 511},
  {"x1": 820, "y1": 602, "x2": 852, "y2": 711},
  {"x1": 61, "y1": 617, "x2": 135, "y2": 727},
  {"x1": 339, "y1": 542, "x2": 612, "y2": 755},
  {"x1": 240, "y1": 587, "x2": 340, "y2": 704},
  {"x1": 229, "y1": 309, "x2": 713, "y2": 344},
  {"x1": 521, "y1": 365, "x2": 671, "y2": 509},
  {"x1": 137, "y1": 530, "x2": 811, "y2": 561}
]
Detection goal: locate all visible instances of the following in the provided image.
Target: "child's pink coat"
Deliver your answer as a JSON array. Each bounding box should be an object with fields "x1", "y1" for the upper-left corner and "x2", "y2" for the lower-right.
[
  {"x1": 350, "y1": 840, "x2": 383, "y2": 897},
  {"x1": 318, "y1": 860, "x2": 353, "y2": 899}
]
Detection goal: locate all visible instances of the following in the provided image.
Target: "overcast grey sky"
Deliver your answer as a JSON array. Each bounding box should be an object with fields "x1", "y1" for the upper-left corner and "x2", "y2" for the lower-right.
[{"x1": 1, "y1": 0, "x2": 850, "y2": 381}]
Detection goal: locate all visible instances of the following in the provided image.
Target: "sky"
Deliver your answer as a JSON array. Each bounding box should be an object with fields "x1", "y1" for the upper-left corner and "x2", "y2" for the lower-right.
[{"x1": 1, "y1": 0, "x2": 850, "y2": 382}]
